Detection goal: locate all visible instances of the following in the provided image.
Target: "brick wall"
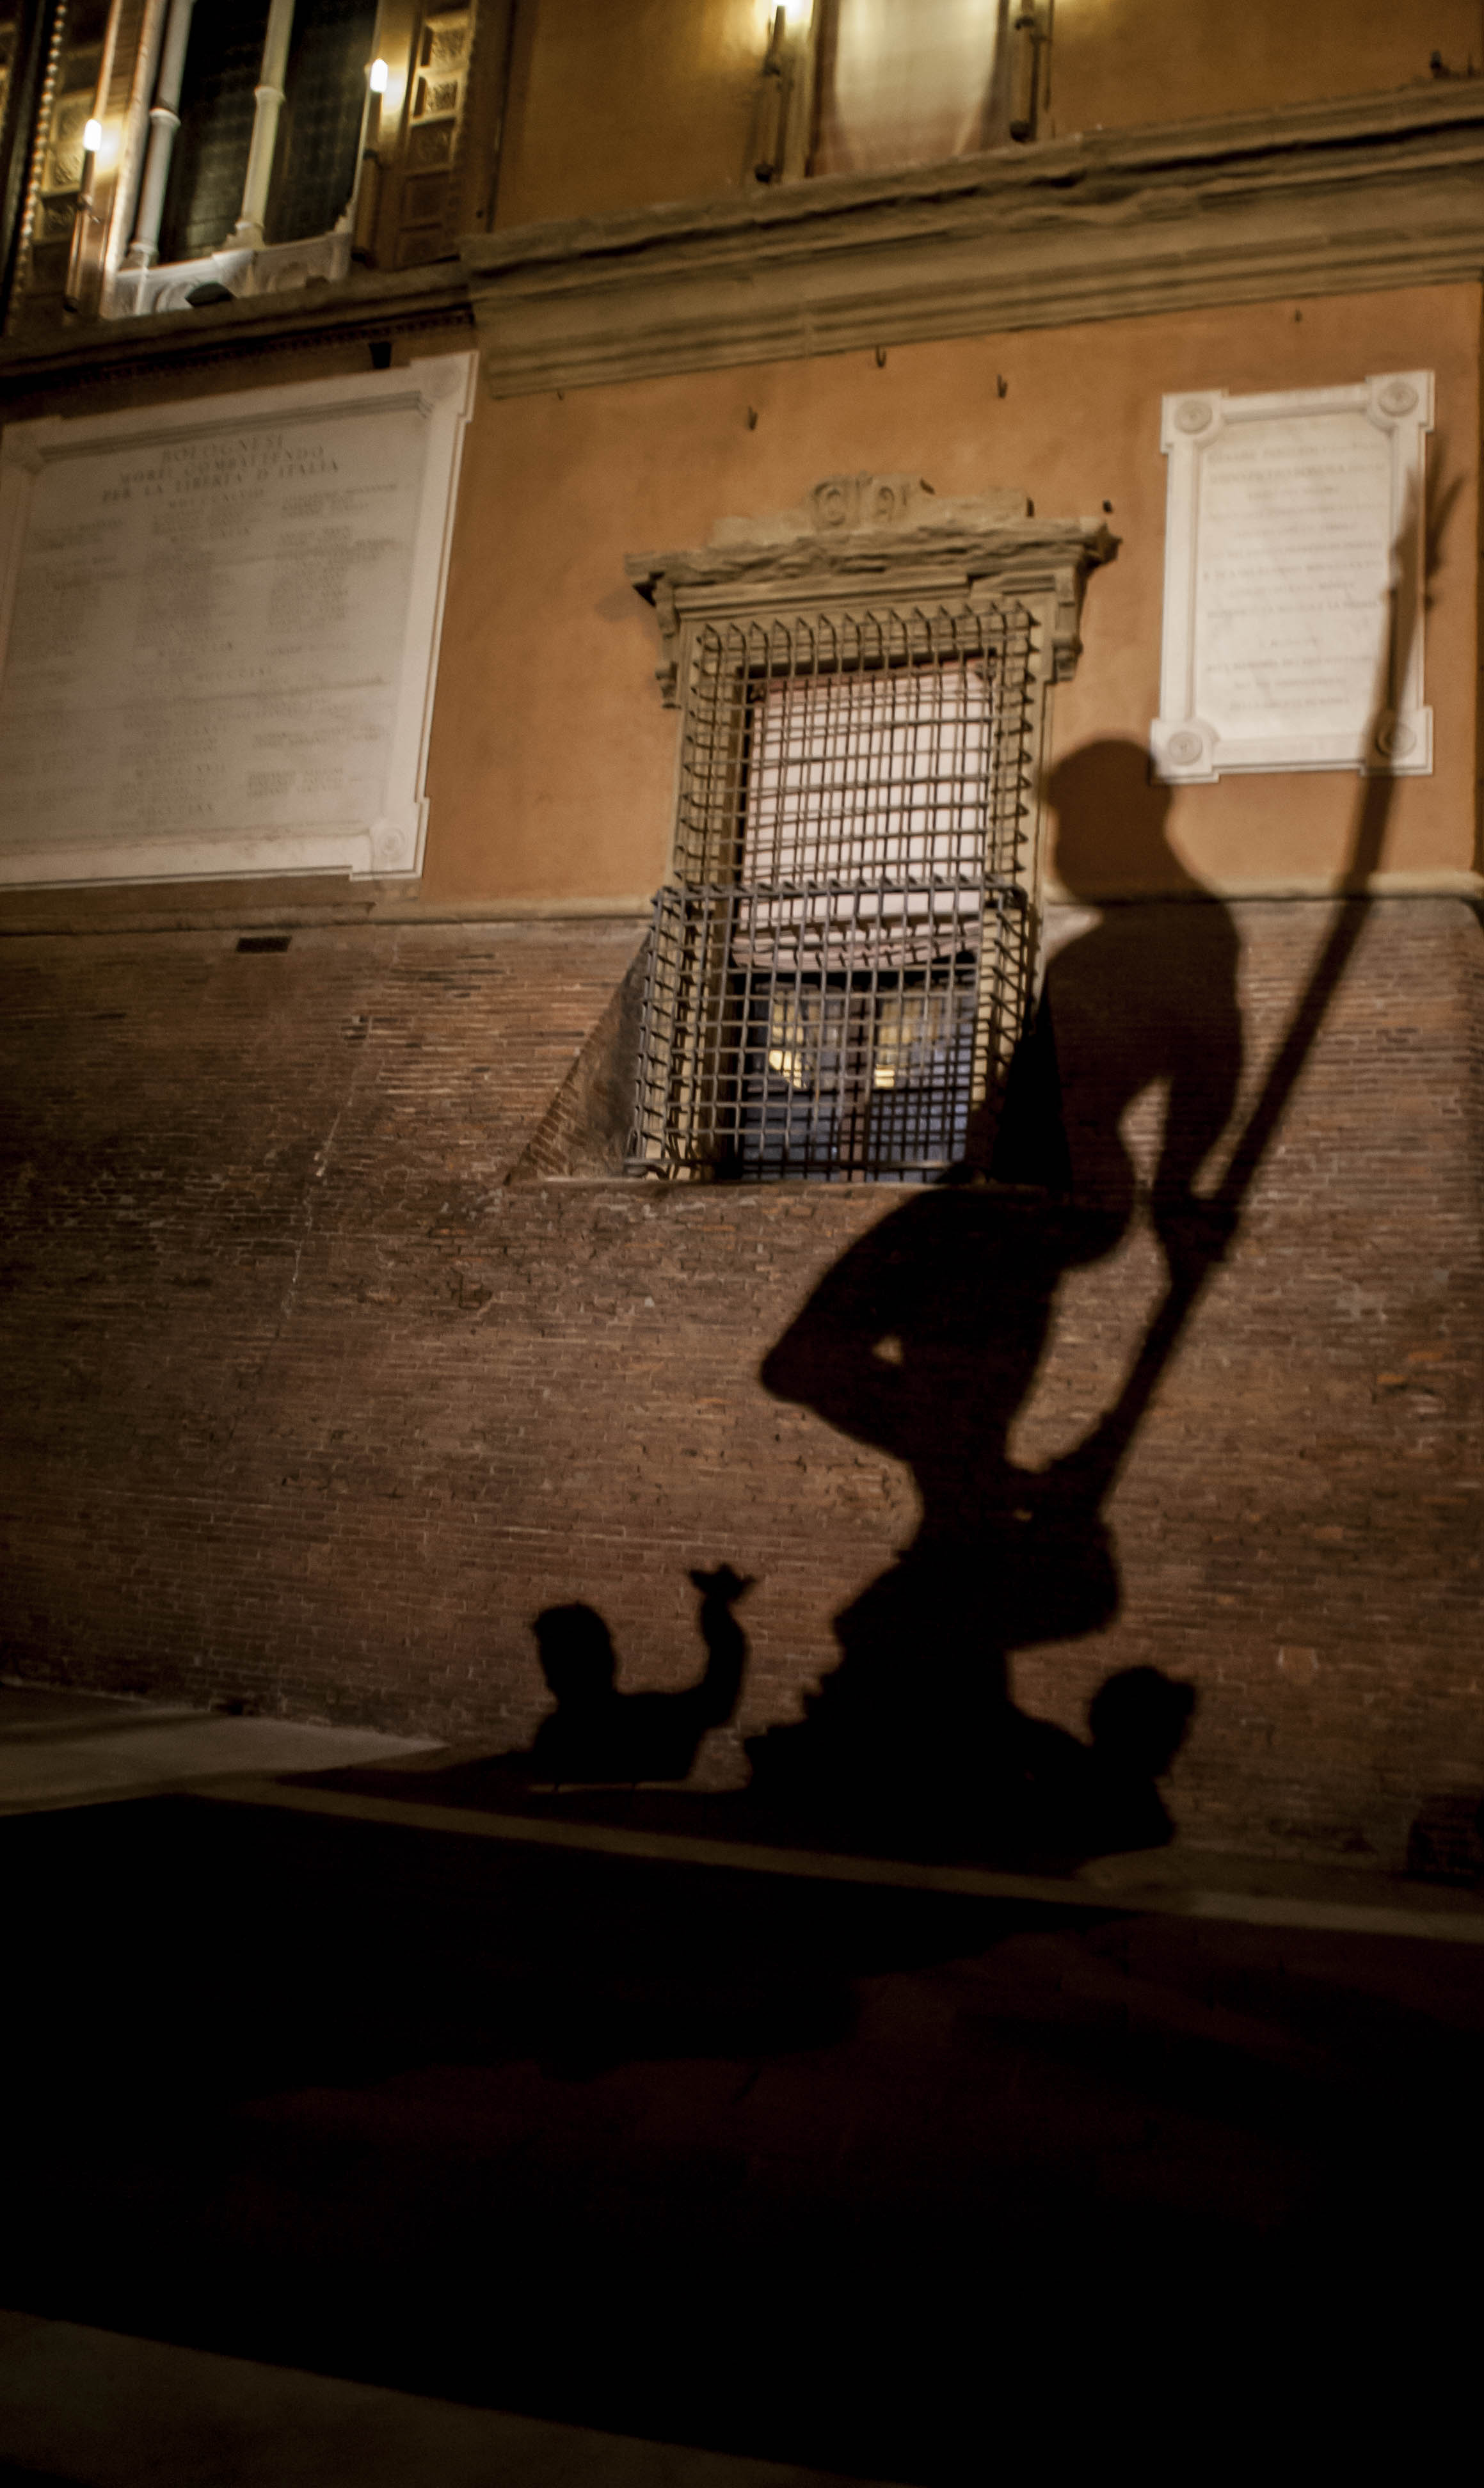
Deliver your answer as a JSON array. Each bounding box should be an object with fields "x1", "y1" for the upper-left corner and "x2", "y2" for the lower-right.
[{"x1": 2, "y1": 901, "x2": 1481, "y2": 1868}]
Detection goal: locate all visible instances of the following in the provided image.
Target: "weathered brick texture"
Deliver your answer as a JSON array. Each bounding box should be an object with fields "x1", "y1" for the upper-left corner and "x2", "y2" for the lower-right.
[{"x1": 2, "y1": 902, "x2": 1481, "y2": 1868}]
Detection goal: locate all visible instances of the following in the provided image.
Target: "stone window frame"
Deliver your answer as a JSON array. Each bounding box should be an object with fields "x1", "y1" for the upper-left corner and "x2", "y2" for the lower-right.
[
  {"x1": 623, "y1": 474, "x2": 1113, "y2": 1183},
  {"x1": 98, "y1": 0, "x2": 385, "y2": 319}
]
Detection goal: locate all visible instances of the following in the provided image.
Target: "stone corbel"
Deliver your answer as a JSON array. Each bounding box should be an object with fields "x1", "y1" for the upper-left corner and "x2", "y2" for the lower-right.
[
  {"x1": 646, "y1": 570, "x2": 681, "y2": 706},
  {"x1": 1051, "y1": 559, "x2": 1083, "y2": 682}
]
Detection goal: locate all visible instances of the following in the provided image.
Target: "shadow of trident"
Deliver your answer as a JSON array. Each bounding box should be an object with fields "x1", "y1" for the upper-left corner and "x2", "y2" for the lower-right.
[{"x1": 1051, "y1": 467, "x2": 1454, "y2": 1515}]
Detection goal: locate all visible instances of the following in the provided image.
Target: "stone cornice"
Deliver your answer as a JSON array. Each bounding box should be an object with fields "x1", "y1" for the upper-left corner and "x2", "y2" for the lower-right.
[
  {"x1": 1, "y1": 85, "x2": 1478, "y2": 413},
  {"x1": 461, "y1": 83, "x2": 1484, "y2": 396}
]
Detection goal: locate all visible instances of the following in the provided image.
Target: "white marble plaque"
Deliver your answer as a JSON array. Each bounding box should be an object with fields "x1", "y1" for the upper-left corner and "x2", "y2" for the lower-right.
[
  {"x1": 0, "y1": 352, "x2": 476, "y2": 885},
  {"x1": 1151, "y1": 372, "x2": 1432, "y2": 781}
]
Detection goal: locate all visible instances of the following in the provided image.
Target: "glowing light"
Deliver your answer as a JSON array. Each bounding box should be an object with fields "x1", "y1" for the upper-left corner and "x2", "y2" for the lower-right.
[
  {"x1": 369, "y1": 58, "x2": 388, "y2": 92},
  {"x1": 83, "y1": 118, "x2": 102, "y2": 154}
]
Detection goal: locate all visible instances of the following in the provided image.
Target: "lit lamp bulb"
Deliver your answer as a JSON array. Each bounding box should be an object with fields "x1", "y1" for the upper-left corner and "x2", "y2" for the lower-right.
[
  {"x1": 68, "y1": 116, "x2": 104, "y2": 301},
  {"x1": 353, "y1": 61, "x2": 390, "y2": 260},
  {"x1": 366, "y1": 58, "x2": 388, "y2": 143},
  {"x1": 80, "y1": 118, "x2": 102, "y2": 212}
]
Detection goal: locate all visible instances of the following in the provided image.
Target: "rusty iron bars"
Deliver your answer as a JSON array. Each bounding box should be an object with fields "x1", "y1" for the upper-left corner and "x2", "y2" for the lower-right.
[{"x1": 628, "y1": 599, "x2": 1039, "y2": 1183}]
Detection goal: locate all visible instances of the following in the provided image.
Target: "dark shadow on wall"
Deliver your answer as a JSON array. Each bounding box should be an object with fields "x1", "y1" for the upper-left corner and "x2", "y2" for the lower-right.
[
  {"x1": 1406, "y1": 1790, "x2": 1484, "y2": 1885},
  {"x1": 740, "y1": 738, "x2": 1240, "y2": 1862}
]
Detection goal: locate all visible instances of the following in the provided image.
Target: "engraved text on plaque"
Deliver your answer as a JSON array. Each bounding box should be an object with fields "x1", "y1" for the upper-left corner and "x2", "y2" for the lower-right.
[
  {"x1": 1152, "y1": 372, "x2": 1432, "y2": 781},
  {"x1": 0, "y1": 353, "x2": 476, "y2": 886}
]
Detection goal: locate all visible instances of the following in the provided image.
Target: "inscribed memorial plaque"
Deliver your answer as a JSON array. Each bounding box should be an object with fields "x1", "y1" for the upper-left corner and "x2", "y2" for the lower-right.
[
  {"x1": 1151, "y1": 372, "x2": 1432, "y2": 782},
  {"x1": 0, "y1": 352, "x2": 476, "y2": 885}
]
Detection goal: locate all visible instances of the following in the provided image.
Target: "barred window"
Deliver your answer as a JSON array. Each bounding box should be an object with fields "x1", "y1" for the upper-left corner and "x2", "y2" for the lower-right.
[{"x1": 628, "y1": 600, "x2": 1040, "y2": 1184}]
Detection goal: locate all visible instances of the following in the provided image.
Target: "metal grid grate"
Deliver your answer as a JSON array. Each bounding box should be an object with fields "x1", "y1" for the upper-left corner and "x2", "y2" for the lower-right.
[{"x1": 629, "y1": 600, "x2": 1039, "y2": 1183}]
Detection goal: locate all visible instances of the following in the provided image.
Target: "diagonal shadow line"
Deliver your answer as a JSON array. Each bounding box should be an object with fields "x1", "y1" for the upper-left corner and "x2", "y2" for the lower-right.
[{"x1": 1059, "y1": 467, "x2": 1457, "y2": 1510}]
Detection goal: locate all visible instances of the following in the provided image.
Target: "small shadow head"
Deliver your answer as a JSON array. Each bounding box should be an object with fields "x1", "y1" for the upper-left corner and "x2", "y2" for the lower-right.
[
  {"x1": 1048, "y1": 737, "x2": 1205, "y2": 901},
  {"x1": 1088, "y1": 1666, "x2": 1197, "y2": 1778},
  {"x1": 533, "y1": 1603, "x2": 617, "y2": 1706}
]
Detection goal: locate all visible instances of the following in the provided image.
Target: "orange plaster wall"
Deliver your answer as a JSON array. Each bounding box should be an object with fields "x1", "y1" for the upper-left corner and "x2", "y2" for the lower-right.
[
  {"x1": 497, "y1": 0, "x2": 767, "y2": 226},
  {"x1": 420, "y1": 282, "x2": 1480, "y2": 907},
  {"x1": 1049, "y1": 0, "x2": 1484, "y2": 140}
]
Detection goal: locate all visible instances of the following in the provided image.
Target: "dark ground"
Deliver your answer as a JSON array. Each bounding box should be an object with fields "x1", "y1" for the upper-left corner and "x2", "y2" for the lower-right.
[{"x1": 6, "y1": 1791, "x2": 1483, "y2": 2480}]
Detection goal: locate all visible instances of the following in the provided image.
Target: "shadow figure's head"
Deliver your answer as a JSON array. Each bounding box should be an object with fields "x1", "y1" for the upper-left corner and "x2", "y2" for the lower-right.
[
  {"x1": 532, "y1": 1603, "x2": 617, "y2": 1706},
  {"x1": 1088, "y1": 1666, "x2": 1197, "y2": 1778},
  {"x1": 1048, "y1": 738, "x2": 1204, "y2": 902}
]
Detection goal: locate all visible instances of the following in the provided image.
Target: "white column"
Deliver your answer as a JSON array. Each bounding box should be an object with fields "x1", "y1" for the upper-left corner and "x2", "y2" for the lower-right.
[
  {"x1": 231, "y1": 0, "x2": 297, "y2": 250},
  {"x1": 124, "y1": 0, "x2": 196, "y2": 269},
  {"x1": 105, "y1": 0, "x2": 172, "y2": 280}
]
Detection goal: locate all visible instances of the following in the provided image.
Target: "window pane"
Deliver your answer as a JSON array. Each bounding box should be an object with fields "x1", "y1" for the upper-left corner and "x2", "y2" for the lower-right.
[
  {"x1": 159, "y1": 0, "x2": 270, "y2": 264},
  {"x1": 814, "y1": 0, "x2": 1001, "y2": 177},
  {"x1": 270, "y1": 0, "x2": 379, "y2": 247},
  {"x1": 743, "y1": 664, "x2": 996, "y2": 889}
]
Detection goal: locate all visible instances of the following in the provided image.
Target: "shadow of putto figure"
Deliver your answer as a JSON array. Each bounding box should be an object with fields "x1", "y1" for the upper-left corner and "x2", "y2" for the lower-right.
[
  {"x1": 744, "y1": 740, "x2": 1238, "y2": 1860},
  {"x1": 523, "y1": 1565, "x2": 752, "y2": 1786}
]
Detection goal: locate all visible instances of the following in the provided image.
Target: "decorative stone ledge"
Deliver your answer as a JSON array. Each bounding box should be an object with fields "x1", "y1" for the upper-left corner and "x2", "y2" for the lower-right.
[
  {"x1": 461, "y1": 83, "x2": 1484, "y2": 397},
  {"x1": 626, "y1": 474, "x2": 1116, "y2": 703}
]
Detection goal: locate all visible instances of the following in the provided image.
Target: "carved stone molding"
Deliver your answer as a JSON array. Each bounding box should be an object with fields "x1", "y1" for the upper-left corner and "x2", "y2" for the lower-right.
[
  {"x1": 463, "y1": 84, "x2": 1484, "y2": 399},
  {"x1": 626, "y1": 482, "x2": 1115, "y2": 704},
  {"x1": 710, "y1": 474, "x2": 1030, "y2": 543}
]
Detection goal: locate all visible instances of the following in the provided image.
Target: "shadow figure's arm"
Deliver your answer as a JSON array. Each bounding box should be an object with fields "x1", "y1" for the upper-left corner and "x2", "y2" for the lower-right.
[
  {"x1": 688, "y1": 1565, "x2": 753, "y2": 1728},
  {"x1": 1151, "y1": 995, "x2": 1243, "y2": 1227}
]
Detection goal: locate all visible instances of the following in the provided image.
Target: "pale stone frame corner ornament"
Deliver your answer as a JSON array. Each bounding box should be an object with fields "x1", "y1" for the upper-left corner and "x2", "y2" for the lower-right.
[
  {"x1": 1151, "y1": 370, "x2": 1433, "y2": 785},
  {"x1": 0, "y1": 351, "x2": 477, "y2": 889}
]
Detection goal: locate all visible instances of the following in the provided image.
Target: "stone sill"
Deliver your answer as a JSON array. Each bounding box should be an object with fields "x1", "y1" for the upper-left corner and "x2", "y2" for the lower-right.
[
  {"x1": 0, "y1": 260, "x2": 474, "y2": 403},
  {"x1": 0, "y1": 878, "x2": 1477, "y2": 943},
  {"x1": 0, "y1": 891, "x2": 656, "y2": 938}
]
